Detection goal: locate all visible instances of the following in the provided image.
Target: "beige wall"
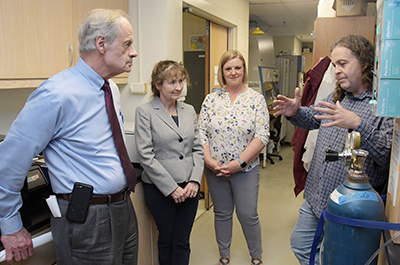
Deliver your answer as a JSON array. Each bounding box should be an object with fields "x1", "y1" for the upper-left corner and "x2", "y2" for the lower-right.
[
  {"x1": 273, "y1": 36, "x2": 303, "y2": 56},
  {"x1": 294, "y1": 37, "x2": 303, "y2": 55}
]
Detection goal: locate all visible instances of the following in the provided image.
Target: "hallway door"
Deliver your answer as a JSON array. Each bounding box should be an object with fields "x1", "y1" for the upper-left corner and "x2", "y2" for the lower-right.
[
  {"x1": 184, "y1": 51, "x2": 205, "y2": 114},
  {"x1": 208, "y1": 22, "x2": 228, "y2": 94},
  {"x1": 202, "y1": 21, "x2": 228, "y2": 209}
]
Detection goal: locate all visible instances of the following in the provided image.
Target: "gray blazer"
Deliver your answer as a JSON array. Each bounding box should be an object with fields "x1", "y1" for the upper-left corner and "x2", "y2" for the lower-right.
[{"x1": 135, "y1": 96, "x2": 204, "y2": 196}]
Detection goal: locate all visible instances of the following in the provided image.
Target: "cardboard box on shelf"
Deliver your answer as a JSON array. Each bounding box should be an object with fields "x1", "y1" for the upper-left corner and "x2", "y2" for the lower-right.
[
  {"x1": 386, "y1": 118, "x2": 400, "y2": 243},
  {"x1": 378, "y1": 39, "x2": 400, "y2": 79},
  {"x1": 374, "y1": 0, "x2": 400, "y2": 117},
  {"x1": 377, "y1": 0, "x2": 400, "y2": 40},
  {"x1": 375, "y1": 78, "x2": 400, "y2": 117},
  {"x1": 333, "y1": 0, "x2": 368, "y2": 16},
  {"x1": 318, "y1": 0, "x2": 337, "y2": 17}
]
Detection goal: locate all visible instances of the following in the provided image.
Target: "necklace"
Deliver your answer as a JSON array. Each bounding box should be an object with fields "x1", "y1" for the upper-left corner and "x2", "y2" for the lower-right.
[{"x1": 170, "y1": 109, "x2": 177, "y2": 117}]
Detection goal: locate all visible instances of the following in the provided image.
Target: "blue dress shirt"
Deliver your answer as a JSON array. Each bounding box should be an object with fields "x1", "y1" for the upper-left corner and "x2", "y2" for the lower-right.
[{"x1": 0, "y1": 58, "x2": 127, "y2": 235}]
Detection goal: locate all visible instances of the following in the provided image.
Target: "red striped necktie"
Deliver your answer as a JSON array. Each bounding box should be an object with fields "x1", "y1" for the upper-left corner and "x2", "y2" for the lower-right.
[{"x1": 102, "y1": 81, "x2": 136, "y2": 191}]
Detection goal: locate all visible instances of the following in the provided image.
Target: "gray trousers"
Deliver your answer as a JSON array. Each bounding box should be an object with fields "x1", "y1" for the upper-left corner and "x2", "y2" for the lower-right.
[
  {"x1": 205, "y1": 166, "x2": 262, "y2": 259},
  {"x1": 51, "y1": 197, "x2": 138, "y2": 265}
]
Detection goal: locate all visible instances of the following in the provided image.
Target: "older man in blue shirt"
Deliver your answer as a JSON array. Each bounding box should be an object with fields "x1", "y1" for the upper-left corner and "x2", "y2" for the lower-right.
[
  {"x1": 273, "y1": 34, "x2": 394, "y2": 265},
  {"x1": 0, "y1": 9, "x2": 138, "y2": 264}
]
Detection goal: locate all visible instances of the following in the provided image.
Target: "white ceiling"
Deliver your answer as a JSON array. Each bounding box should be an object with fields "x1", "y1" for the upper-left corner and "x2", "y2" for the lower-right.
[{"x1": 249, "y1": 0, "x2": 320, "y2": 43}]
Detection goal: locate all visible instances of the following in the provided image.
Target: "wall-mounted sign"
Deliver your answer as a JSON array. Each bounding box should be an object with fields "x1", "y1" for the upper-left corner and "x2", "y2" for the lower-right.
[{"x1": 190, "y1": 35, "x2": 205, "y2": 50}]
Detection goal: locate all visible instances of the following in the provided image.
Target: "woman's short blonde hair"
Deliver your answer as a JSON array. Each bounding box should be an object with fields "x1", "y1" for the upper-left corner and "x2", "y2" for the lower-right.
[{"x1": 217, "y1": 50, "x2": 248, "y2": 87}]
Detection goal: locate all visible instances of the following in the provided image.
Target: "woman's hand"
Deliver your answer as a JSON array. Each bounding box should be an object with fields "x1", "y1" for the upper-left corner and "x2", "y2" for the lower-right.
[
  {"x1": 184, "y1": 182, "x2": 200, "y2": 198},
  {"x1": 171, "y1": 186, "x2": 186, "y2": 203},
  {"x1": 222, "y1": 160, "x2": 242, "y2": 175},
  {"x1": 204, "y1": 158, "x2": 223, "y2": 172},
  {"x1": 215, "y1": 167, "x2": 231, "y2": 177},
  {"x1": 203, "y1": 144, "x2": 231, "y2": 177},
  {"x1": 206, "y1": 159, "x2": 231, "y2": 177}
]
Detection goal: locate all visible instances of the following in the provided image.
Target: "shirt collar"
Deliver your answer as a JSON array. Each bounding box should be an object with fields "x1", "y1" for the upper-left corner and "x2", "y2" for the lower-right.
[
  {"x1": 75, "y1": 57, "x2": 105, "y2": 92},
  {"x1": 217, "y1": 86, "x2": 249, "y2": 95},
  {"x1": 344, "y1": 89, "x2": 372, "y2": 100}
]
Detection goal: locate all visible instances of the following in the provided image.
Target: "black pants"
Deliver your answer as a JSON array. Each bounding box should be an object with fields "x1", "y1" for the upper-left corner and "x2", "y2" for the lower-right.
[{"x1": 143, "y1": 182, "x2": 199, "y2": 265}]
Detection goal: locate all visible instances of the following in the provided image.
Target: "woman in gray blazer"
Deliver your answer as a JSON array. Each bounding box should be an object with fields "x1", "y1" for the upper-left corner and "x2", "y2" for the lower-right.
[{"x1": 135, "y1": 60, "x2": 204, "y2": 265}]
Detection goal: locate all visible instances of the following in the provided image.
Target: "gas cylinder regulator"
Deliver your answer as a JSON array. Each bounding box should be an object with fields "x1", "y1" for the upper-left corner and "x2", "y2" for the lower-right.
[{"x1": 324, "y1": 131, "x2": 367, "y2": 175}]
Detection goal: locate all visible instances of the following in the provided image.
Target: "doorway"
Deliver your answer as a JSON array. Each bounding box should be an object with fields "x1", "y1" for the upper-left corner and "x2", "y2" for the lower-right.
[
  {"x1": 182, "y1": 12, "x2": 228, "y2": 212},
  {"x1": 182, "y1": 12, "x2": 206, "y2": 114}
]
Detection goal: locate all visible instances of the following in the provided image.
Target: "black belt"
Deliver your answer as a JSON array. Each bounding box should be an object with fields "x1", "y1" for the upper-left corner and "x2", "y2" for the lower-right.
[{"x1": 57, "y1": 187, "x2": 131, "y2": 204}]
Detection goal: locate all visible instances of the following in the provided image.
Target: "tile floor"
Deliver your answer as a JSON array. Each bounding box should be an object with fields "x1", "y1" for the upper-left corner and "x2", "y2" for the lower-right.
[{"x1": 189, "y1": 143, "x2": 304, "y2": 265}]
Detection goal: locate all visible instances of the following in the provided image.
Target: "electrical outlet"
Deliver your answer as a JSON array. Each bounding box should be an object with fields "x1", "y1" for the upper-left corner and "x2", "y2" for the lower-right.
[{"x1": 129, "y1": 83, "x2": 147, "y2": 94}]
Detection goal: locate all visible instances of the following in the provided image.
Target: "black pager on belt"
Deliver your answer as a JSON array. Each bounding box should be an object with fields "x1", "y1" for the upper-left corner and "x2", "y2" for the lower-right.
[{"x1": 66, "y1": 182, "x2": 93, "y2": 223}]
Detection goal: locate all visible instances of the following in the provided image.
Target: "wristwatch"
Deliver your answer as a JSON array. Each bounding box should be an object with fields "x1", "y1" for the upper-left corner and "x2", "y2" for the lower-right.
[{"x1": 237, "y1": 158, "x2": 247, "y2": 168}]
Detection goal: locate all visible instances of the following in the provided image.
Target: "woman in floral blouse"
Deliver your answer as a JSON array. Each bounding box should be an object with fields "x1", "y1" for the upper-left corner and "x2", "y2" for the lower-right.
[{"x1": 198, "y1": 50, "x2": 269, "y2": 265}]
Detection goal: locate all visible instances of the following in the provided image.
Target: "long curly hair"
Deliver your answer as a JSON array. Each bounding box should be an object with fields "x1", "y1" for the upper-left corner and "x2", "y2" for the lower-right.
[{"x1": 330, "y1": 34, "x2": 374, "y2": 102}]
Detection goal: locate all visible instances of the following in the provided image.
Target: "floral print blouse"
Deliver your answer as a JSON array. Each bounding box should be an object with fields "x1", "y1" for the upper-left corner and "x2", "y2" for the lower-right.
[{"x1": 198, "y1": 87, "x2": 269, "y2": 172}]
